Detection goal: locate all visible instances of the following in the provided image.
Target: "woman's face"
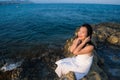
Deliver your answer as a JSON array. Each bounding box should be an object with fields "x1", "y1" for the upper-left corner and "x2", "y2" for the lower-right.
[{"x1": 77, "y1": 26, "x2": 88, "y2": 40}]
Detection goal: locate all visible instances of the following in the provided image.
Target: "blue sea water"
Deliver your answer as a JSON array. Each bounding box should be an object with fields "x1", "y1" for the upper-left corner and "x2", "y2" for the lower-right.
[
  {"x1": 0, "y1": 3, "x2": 120, "y2": 45},
  {"x1": 0, "y1": 3, "x2": 120, "y2": 79}
]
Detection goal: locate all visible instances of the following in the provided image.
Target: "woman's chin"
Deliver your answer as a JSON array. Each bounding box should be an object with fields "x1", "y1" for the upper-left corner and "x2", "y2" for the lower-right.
[
  {"x1": 80, "y1": 38, "x2": 85, "y2": 41},
  {"x1": 78, "y1": 37, "x2": 83, "y2": 40}
]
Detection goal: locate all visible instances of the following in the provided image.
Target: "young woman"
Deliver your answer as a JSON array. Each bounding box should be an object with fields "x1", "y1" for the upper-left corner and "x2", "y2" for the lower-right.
[{"x1": 55, "y1": 24, "x2": 94, "y2": 80}]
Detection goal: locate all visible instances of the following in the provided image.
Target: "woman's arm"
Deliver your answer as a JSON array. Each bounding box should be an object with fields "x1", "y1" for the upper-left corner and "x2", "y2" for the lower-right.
[
  {"x1": 73, "y1": 41, "x2": 86, "y2": 54},
  {"x1": 73, "y1": 36, "x2": 94, "y2": 55},
  {"x1": 69, "y1": 38, "x2": 80, "y2": 53},
  {"x1": 73, "y1": 45, "x2": 94, "y2": 55}
]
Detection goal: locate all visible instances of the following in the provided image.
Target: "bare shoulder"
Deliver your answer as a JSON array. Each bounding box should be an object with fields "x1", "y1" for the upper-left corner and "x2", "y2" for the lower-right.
[{"x1": 85, "y1": 44, "x2": 94, "y2": 50}]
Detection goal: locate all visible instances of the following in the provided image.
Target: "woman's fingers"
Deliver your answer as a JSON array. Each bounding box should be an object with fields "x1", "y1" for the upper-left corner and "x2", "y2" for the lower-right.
[{"x1": 84, "y1": 36, "x2": 90, "y2": 43}]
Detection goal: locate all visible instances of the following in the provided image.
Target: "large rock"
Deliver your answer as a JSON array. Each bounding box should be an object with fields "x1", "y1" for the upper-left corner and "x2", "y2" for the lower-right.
[{"x1": 91, "y1": 22, "x2": 120, "y2": 46}]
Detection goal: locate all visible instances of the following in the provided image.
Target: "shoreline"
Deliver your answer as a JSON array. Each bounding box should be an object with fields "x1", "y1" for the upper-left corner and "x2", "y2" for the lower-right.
[{"x1": 0, "y1": 22, "x2": 120, "y2": 80}]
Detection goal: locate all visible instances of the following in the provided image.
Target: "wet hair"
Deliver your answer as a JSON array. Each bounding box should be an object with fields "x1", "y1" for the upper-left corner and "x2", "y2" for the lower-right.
[{"x1": 80, "y1": 23, "x2": 94, "y2": 47}]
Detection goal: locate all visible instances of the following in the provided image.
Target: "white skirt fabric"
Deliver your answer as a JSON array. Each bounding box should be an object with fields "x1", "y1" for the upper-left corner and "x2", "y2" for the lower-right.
[{"x1": 55, "y1": 54, "x2": 93, "y2": 80}]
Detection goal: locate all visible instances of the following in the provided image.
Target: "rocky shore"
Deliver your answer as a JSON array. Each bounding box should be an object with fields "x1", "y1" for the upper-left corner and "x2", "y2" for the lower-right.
[
  {"x1": 0, "y1": 22, "x2": 120, "y2": 80},
  {"x1": 92, "y1": 22, "x2": 120, "y2": 46}
]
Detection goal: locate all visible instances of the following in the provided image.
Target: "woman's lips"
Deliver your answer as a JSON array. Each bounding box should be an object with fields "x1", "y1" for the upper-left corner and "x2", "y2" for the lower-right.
[{"x1": 78, "y1": 36, "x2": 82, "y2": 38}]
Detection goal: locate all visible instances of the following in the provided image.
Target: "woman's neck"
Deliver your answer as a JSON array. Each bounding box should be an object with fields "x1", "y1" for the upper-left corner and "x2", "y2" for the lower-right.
[{"x1": 81, "y1": 40, "x2": 84, "y2": 42}]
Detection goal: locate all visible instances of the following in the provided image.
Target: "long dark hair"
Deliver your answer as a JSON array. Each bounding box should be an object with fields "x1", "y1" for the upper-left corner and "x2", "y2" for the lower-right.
[
  {"x1": 82, "y1": 24, "x2": 93, "y2": 39},
  {"x1": 80, "y1": 23, "x2": 94, "y2": 47}
]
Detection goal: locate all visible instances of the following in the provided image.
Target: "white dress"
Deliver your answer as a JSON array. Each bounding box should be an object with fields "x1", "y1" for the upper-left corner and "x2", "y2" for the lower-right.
[{"x1": 55, "y1": 53, "x2": 93, "y2": 80}]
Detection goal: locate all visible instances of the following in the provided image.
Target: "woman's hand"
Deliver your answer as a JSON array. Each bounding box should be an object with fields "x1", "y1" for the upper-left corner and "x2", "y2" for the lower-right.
[
  {"x1": 83, "y1": 36, "x2": 90, "y2": 43},
  {"x1": 73, "y1": 37, "x2": 81, "y2": 45},
  {"x1": 69, "y1": 37, "x2": 81, "y2": 53},
  {"x1": 72, "y1": 36, "x2": 92, "y2": 55}
]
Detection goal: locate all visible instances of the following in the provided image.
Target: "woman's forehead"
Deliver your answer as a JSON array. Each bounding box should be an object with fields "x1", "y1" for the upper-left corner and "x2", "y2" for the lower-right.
[{"x1": 79, "y1": 27, "x2": 87, "y2": 31}]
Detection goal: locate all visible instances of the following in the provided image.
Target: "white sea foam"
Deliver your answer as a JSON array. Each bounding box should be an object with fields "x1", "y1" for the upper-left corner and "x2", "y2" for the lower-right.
[{"x1": 0, "y1": 59, "x2": 24, "y2": 72}]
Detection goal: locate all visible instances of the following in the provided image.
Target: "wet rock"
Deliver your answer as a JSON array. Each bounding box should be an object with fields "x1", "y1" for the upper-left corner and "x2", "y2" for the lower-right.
[
  {"x1": 60, "y1": 71, "x2": 76, "y2": 80},
  {"x1": 0, "y1": 68, "x2": 22, "y2": 80}
]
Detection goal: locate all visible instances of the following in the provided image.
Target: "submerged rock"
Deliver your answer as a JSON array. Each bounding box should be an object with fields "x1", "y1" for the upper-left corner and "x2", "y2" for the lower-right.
[{"x1": 108, "y1": 68, "x2": 120, "y2": 77}]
